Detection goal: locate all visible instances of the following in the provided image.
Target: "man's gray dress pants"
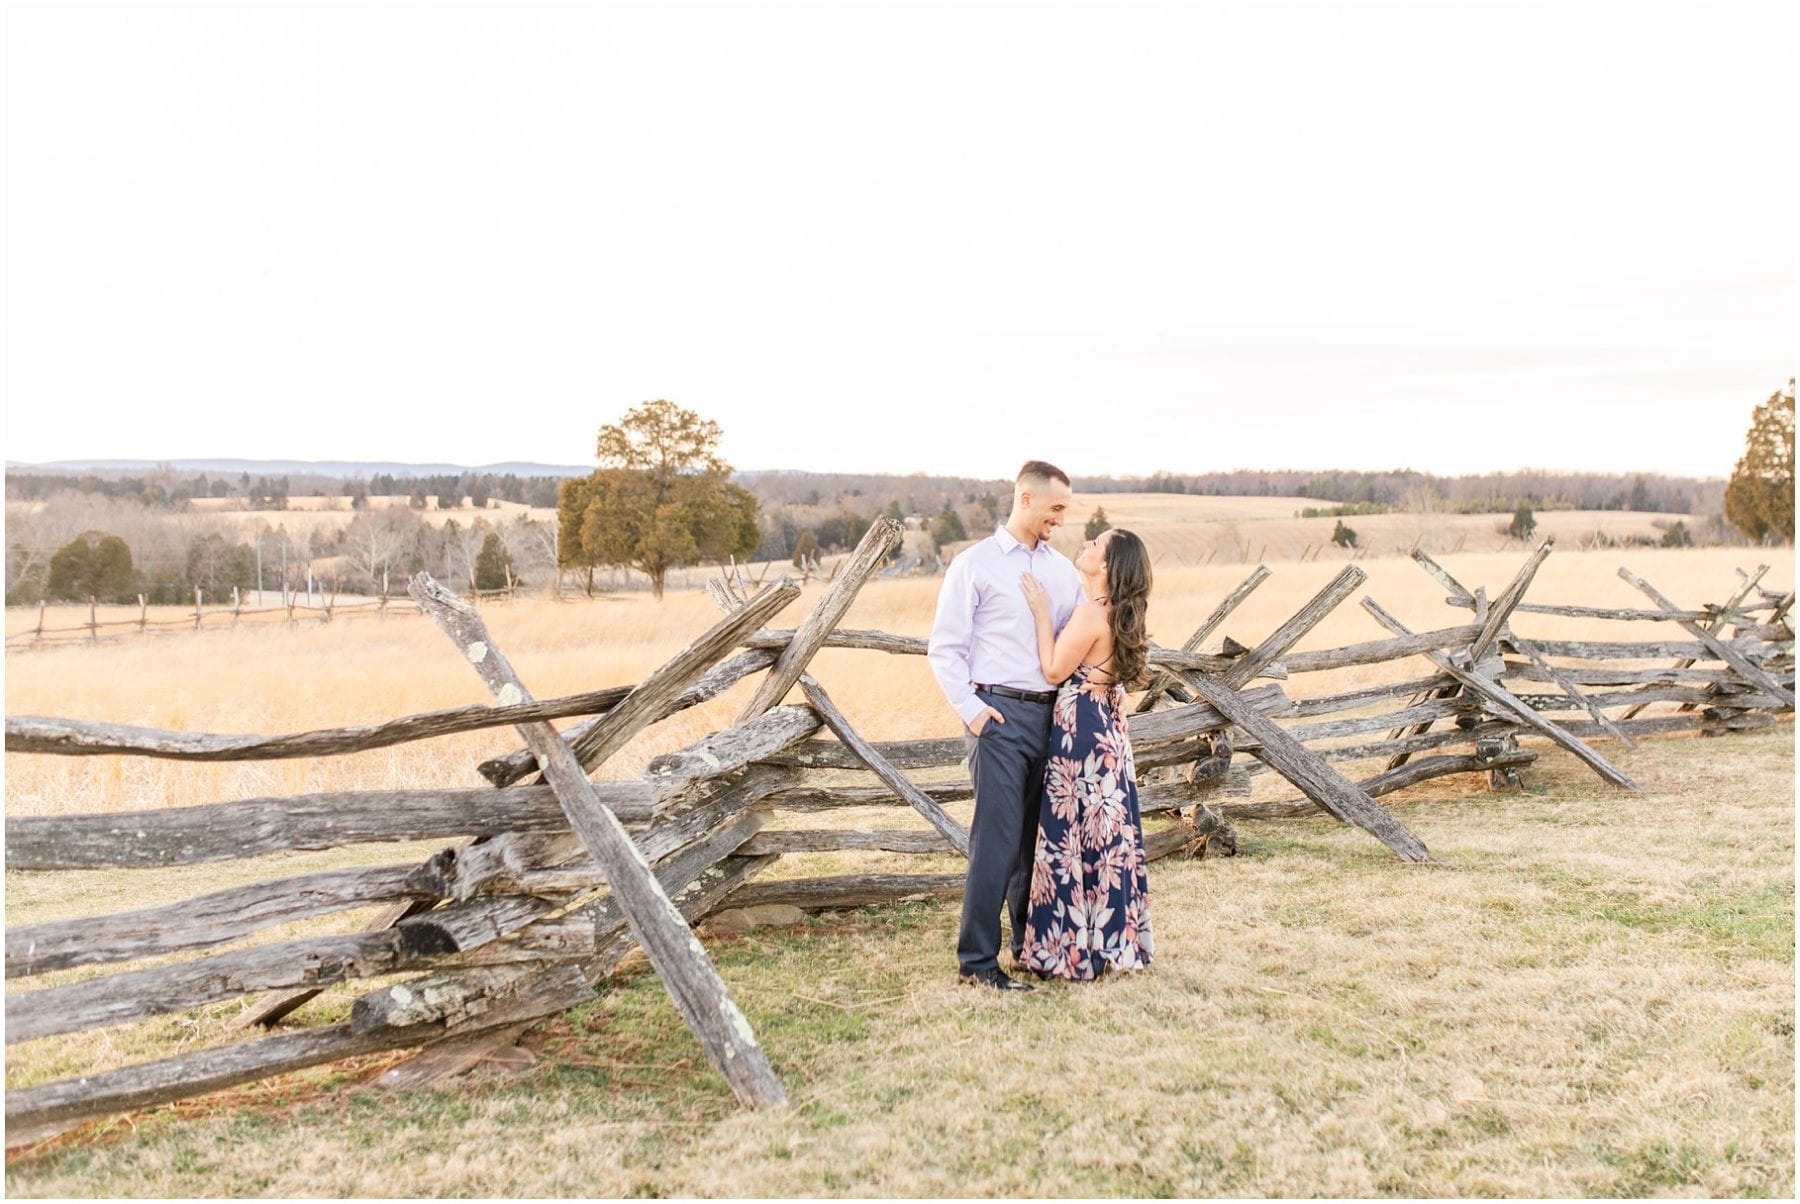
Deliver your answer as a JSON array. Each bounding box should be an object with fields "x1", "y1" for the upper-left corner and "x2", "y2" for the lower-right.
[{"x1": 956, "y1": 689, "x2": 1053, "y2": 976}]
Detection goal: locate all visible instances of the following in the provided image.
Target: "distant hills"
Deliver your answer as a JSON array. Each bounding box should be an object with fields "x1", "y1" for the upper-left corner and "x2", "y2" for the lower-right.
[{"x1": 6, "y1": 458, "x2": 595, "y2": 478}]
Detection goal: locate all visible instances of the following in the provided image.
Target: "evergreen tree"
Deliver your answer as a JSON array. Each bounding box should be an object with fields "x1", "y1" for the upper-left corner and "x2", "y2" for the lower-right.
[
  {"x1": 1085, "y1": 507, "x2": 1111, "y2": 541},
  {"x1": 931, "y1": 503, "x2": 967, "y2": 552},
  {"x1": 1724, "y1": 380, "x2": 1795, "y2": 544},
  {"x1": 47, "y1": 530, "x2": 135, "y2": 601},
  {"x1": 1508, "y1": 504, "x2": 1537, "y2": 541},
  {"x1": 1330, "y1": 519, "x2": 1357, "y2": 549},
  {"x1": 556, "y1": 475, "x2": 599, "y2": 595},
  {"x1": 791, "y1": 530, "x2": 819, "y2": 568},
  {"x1": 474, "y1": 532, "x2": 515, "y2": 590}
]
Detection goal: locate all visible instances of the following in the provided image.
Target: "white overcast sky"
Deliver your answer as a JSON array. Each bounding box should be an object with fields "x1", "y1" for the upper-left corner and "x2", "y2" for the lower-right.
[{"x1": 5, "y1": 0, "x2": 1794, "y2": 480}]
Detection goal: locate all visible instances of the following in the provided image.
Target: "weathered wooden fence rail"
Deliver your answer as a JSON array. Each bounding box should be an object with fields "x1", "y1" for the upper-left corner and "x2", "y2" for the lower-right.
[{"x1": 4, "y1": 524, "x2": 1791, "y2": 1146}]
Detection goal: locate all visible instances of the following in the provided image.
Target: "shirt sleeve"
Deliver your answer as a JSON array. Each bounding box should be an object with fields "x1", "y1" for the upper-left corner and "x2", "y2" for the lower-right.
[{"x1": 927, "y1": 552, "x2": 989, "y2": 727}]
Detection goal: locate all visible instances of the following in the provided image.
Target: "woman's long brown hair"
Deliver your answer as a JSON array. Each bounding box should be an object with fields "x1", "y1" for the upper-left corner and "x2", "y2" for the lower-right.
[{"x1": 1103, "y1": 528, "x2": 1152, "y2": 687}]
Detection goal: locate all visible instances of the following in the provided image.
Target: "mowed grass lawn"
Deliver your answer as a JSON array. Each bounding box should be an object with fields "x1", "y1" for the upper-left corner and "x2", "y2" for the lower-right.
[{"x1": 5, "y1": 722, "x2": 1791, "y2": 1198}]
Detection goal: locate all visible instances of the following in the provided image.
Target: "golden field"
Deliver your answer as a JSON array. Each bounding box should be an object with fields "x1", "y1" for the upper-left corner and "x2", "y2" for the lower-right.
[
  {"x1": 5, "y1": 544, "x2": 1788, "y2": 806},
  {"x1": 3, "y1": 543, "x2": 1793, "y2": 1196},
  {"x1": 1043, "y1": 494, "x2": 1691, "y2": 563},
  {"x1": 185, "y1": 495, "x2": 563, "y2": 541}
]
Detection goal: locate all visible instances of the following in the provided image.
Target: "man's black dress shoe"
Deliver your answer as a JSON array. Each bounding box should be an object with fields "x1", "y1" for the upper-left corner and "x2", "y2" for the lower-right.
[{"x1": 958, "y1": 967, "x2": 1035, "y2": 992}]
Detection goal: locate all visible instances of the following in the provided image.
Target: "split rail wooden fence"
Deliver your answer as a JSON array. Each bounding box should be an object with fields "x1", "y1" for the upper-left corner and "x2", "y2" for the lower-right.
[
  {"x1": 4, "y1": 520, "x2": 1792, "y2": 1146},
  {"x1": 6, "y1": 581, "x2": 525, "y2": 649}
]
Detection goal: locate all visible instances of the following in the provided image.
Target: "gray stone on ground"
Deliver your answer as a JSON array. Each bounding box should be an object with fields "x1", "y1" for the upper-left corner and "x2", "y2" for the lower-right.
[{"x1": 702, "y1": 904, "x2": 808, "y2": 933}]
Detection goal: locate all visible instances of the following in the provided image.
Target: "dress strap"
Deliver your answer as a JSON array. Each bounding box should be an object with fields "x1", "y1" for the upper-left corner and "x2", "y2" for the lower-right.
[{"x1": 1080, "y1": 652, "x2": 1118, "y2": 686}]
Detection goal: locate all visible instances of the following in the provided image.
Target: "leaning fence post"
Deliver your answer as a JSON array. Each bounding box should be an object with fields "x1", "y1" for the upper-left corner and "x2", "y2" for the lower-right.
[
  {"x1": 1138, "y1": 565, "x2": 1271, "y2": 713},
  {"x1": 1619, "y1": 565, "x2": 1770, "y2": 721},
  {"x1": 797, "y1": 675, "x2": 971, "y2": 855},
  {"x1": 408, "y1": 572, "x2": 790, "y2": 1109},
  {"x1": 194, "y1": 587, "x2": 203, "y2": 630},
  {"x1": 138, "y1": 594, "x2": 147, "y2": 634},
  {"x1": 35, "y1": 600, "x2": 46, "y2": 643},
  {"x1": 1411, "y1": 547, "x2": 1632, "y2": 749},
  {"x1": 1618, "y1": 567, "x2": 1795, "y2": 708},
  {"x1": 1362, "y1": 596, "x2": 1641, "y2": 790},
  {"x1": 88, "y1": 597, "x2": 98, "y2": 644},
  {"x1": 737, "y1": 518, "x2": 903, "y2": 721},
  {"x1": 1222, "y1": 565, "x2": 1365, "y2": 689},
  {"x1": 1387, "y1": 540, "x2": 1553, "y2": 770}
]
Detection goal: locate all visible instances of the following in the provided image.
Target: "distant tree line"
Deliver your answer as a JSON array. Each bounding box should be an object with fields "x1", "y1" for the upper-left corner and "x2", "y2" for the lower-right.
[
  {"x1": 6, "y1": 472, "x2": 294, "y2": 509},
  {"x1": 1297, "y1": 502, "x2": 1390, "y2": 518},
  {"x1": 10, "y1": 459, "x2": 1734, "y2": 523},
  {"x1": 345, "y1": 472, "x2": 562, "y2": 510},
  {"x1": 1078, "y1": 468, "x2": 1721, "y2": 515},
  {"x1": 737, "y1": 470, "x2": 1004, "y2": 562},
  {"x1": 7, "y1": 470, "x2": 563, "y2": 510},
  {"x1": 13, "y1": 463, "x2": 1728, "y2": 540},
  {"x1": 5, "y1": 499, "x2": 554, "y2": 606}
]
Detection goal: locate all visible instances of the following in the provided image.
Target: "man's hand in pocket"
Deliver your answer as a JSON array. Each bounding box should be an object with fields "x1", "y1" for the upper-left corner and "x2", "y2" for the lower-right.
[{"x1": 968, "y1": 706, "x2": 1005, "y2": 736}]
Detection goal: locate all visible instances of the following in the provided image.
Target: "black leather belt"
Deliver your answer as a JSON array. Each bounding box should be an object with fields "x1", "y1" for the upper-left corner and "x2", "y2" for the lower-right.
[{"x1": 976, "y1": 683, "x2": 1056, "y2": 705}]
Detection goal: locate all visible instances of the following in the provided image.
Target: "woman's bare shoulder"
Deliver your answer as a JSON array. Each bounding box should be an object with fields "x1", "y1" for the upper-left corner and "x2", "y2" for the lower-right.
[{"x1": 1071, "y1": 598, "x2": 1108, "y2": 625}]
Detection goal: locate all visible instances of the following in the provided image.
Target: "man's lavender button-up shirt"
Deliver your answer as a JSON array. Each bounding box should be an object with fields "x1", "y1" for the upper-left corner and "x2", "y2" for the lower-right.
[{"x1": 927, "y1": 524, "x2": 1084, "y2": 728}]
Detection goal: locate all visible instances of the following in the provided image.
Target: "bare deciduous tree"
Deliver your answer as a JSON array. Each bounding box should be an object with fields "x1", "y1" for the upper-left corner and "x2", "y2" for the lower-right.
[
  {"x1": 342, "y1": 507, "x2": 424, "y2": 591},
  {"x1": 441, "y1": 517, "x2": 491, "y2": 590},
  {"x1": 501, "y1": 515, "x2": 558, "y2": 590}
]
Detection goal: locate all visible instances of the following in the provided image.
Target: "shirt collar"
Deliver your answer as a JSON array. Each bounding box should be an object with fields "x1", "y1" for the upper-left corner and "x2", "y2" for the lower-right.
[{"x1": 993, "y1": 523, "x2": 1044, "y2": 554}]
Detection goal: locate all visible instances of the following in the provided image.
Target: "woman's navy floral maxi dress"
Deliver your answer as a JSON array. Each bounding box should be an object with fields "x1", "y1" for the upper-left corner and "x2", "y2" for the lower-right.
[{"x1": 1020, "y1": 665, "x2": 1153, "y2": 980}]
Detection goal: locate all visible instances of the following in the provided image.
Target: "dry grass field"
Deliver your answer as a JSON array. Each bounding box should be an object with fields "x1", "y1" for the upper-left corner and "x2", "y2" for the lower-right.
[
  {"x1": 1040, "y1": 494, "x2": 1690, "y2": 566},
  {"x1": 185, "y1": 495, "x2": 562, "y2": 541},
  {"x1": 3, "y1": 544, "x2": 1792, "y2": 1196}
]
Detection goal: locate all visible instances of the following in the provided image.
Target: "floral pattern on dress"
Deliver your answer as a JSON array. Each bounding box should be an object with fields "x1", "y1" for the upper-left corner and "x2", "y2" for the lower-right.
[{"x1": 1021, "y1": 665, "x2": 1153, "y2": 981}]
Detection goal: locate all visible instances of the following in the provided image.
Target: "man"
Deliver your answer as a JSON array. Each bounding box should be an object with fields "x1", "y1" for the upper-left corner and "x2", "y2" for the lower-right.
[{"x1": 927, "y1": 460, "x2": 1083, "y2": 991}]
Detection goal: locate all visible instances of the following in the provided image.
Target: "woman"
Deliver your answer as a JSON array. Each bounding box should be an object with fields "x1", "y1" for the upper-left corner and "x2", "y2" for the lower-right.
[{"x1": 1017, "y1": 527, "x2": 1154, "y2": 981}]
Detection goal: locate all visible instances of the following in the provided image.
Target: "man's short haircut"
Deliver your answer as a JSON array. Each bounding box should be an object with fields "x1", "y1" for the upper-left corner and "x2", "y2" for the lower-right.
[{"x1": 1016, "y1": 460, "x2": 1070, "y2": 489}]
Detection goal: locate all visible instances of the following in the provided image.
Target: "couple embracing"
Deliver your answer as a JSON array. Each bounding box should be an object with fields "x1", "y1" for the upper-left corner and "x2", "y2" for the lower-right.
[{"x1": 927, "y1": 460, "x2": 1155, "y2": 992}]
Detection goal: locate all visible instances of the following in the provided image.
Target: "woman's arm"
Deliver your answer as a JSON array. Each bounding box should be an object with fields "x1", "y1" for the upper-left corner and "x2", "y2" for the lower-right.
[{"x1": 1021, "y1": 575, "x2": 1102, "y2": 684}]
